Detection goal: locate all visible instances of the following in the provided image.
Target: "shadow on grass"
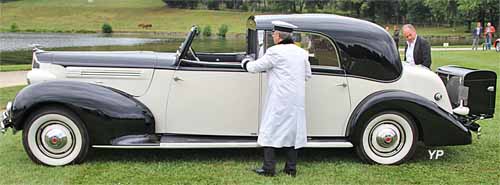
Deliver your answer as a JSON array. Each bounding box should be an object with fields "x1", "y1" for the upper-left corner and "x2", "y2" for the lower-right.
[
  {"x1": 87, "y1": 148, "x2": 359, "y2": 163},
  {"x1": 85, "y1": 143, "x2": 438, "y2": 164}
]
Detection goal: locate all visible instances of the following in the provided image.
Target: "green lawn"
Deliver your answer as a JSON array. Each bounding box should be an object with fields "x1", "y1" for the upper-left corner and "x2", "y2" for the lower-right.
[
  {"x1": 0, "y1": 0, "x2": 471, "y2": 37},
  {"x1": 0, "y1": 0, "x2": 253, "y2": 34},
  {"x1": 0, "y1": 51, "x2": 499, "y2": 183},
  {"x1": 0, "y1": 85, "x2": 24, "y2": 109},
  {"x1": 0, "y1": 64, "x2": 31, "y2": 72}
]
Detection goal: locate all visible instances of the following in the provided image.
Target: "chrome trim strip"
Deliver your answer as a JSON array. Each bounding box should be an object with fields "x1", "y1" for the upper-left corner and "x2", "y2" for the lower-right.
[{"x1": 92, "y1": 142, "x2": 353, "y2": 149}]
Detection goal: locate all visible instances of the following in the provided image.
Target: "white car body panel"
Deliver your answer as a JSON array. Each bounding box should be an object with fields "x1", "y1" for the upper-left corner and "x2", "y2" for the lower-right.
[
  {"x1": 135, "y1": 69, "x2": 176, "y2": 133},
  {"x1": 260, "y1": 73, "x2": 352, "y2": 137},
  {"x1": 347, "y1": 63, "x2": 453, "y2": 116},
  {"x1": 165, "y1": 70, "x2": 260, "y2": 136}
]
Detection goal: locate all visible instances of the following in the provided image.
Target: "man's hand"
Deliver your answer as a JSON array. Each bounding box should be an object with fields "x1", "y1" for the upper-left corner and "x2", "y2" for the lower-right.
[{"x1": 241, "y1": 55, "x2": 255, "y2": 71}]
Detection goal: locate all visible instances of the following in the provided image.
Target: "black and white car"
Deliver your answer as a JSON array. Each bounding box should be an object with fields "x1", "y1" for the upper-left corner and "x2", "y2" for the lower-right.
[{"x1": 1, "y1": 14, "x2": 497, "y2": 166}]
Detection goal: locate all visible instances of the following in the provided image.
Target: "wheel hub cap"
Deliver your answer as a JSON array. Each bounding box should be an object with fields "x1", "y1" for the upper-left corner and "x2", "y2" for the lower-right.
[
  {"x1": 370, "y1": 122, "x2": 403, "y2": 157},
  {"x1": 41, "y1": 124, "x2": 73, "y2": 155}
]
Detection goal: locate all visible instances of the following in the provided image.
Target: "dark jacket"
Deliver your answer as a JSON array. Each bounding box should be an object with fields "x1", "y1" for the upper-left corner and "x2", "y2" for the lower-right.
[
  {"x1": 404, "y1": 35, "x2": 431, "y2": 68},
  {"x1": 472, "y1": 27, "x2": 483, "y2": 37}
]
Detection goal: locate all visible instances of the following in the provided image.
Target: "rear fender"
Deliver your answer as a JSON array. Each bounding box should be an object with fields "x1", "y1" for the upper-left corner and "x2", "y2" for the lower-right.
[{"x1": 347, "y1": 90, "x2": 471, "y2": 146}]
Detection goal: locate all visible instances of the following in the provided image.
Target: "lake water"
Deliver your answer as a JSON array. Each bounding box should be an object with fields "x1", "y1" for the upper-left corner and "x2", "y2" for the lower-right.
[
  {"x1": 0, "y1": 33, "x2": 246, "y2": 65},
  {"x1": 0, "y1": 33, "x2": 166, "y2": 52}
]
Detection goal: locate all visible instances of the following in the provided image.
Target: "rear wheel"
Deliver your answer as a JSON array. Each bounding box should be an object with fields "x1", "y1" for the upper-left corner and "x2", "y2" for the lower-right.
[
  {"x1": 22, "y1": 107, "x2": 89, "y2": 166},
  {"x1": 355, "y1": 111, "x2": 418, "y2": 165}
]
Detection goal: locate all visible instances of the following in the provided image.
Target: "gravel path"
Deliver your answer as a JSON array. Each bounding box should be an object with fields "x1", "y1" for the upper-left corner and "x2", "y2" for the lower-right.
[{"x1": 0, "y1": 71, "x2": 28, "y2": 88}]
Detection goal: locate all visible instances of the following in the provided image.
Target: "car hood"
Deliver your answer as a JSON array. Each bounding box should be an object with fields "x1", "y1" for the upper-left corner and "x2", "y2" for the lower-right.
[{"x1": 35, "y1": 51, "x2": 177, "y2": 69}]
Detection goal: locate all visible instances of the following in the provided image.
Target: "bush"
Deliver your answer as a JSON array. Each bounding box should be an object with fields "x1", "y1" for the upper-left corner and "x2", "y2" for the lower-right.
[
  {"x1": 101, "y1": 23, "x2": 113, "y2": 33},
  {"x1": 196, "y1": 27, "x2": 202, "y2": 36},
  {"x1": 202, "y1": 25, "x2": 212, "y2": 37},
  {"x1": 9, "y1": 23, "x2": 19, "y2": 32},
  {"x1": 217, "y1": 24, "x2": 229, "y2": 38}
]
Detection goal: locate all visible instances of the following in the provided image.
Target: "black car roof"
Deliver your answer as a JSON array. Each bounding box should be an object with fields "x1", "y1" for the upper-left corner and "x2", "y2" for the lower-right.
[
  {"x1": 254, "y1": 14, "x2": 402, "y2": 82},
  {"x1": 255, "y1": 14, "x2": 381, "y2": 33}
]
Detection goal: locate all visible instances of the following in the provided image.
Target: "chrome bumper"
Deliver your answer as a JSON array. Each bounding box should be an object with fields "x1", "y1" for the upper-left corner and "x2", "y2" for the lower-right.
[
  {"x1": 1, "y1": 101, "x2": 13, "y2": 134},
  {"x1": 1, "y1": 111, "x2": 9, "y2": 133}
]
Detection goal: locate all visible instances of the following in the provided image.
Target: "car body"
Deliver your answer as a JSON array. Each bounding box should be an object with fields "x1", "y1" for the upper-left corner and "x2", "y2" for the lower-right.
[
  {"x1": 494, "y1": 38, "x2": 500, "y2": 52},
  {"x1": 1, "y1": 14, "x2": 497, "y2": 166}
]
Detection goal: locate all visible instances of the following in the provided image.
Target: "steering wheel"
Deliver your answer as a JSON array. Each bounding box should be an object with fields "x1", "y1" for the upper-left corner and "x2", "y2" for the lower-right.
[{"x1": 188, "y1": 47, "x2": 200, "y2": 62}]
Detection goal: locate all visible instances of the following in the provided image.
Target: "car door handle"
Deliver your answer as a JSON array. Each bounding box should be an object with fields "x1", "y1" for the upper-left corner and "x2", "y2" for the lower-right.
[
  {"x1": 173, "y1": 76, "x2": 183, "y2": 82},
  {"x1": 487, "y1": 86, "x2": 494, "y2": 92},
  {"x1": 336, "y1": 83, "x2": 347, "y2": 88}
]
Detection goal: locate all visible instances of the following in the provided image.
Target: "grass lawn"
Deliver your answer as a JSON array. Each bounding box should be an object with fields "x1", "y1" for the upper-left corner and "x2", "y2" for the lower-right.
[
  {"x1": 0, "y1": 64, "x2": 31, "y2": 72},
  {"x1": 0, "y1": 0, "x2": 253, "y2": 34},
  {"x1": 0, "y1": 52, "x2": 498, "y2": 183},
  {"x1": 0, "y1": 0, "x2": 471, "y2": 37}
]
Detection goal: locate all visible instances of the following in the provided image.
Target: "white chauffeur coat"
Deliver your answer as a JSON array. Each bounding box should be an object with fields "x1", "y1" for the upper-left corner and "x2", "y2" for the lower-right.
[{"x1": 246, "y1": 43, "x2": 312, "y2": 149}]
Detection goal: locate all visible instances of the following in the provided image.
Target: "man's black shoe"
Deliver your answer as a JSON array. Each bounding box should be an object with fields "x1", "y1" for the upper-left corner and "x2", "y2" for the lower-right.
[
  {"x1": 253, "y1": 168, "x2": 275, "y2": 177},
  {"x1": 283, "y1": 169, "x2": 297, "y2": 177}
]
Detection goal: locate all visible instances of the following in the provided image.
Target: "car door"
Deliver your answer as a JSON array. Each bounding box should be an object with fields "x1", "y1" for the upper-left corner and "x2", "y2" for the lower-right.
[
  {"x1": 260, "y1": 31, "x2": 351, "y2": 137},
  {"x1": 165, "y1": 65, "x2": 260, "y2": 136}
]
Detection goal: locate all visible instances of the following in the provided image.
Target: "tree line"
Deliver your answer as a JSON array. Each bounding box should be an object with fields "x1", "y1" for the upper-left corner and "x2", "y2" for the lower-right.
[{"x1": 162, "y1": 0, "x2": 499, "y2": 30}]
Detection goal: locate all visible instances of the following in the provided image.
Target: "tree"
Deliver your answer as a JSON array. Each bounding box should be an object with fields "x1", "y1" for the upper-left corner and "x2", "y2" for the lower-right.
[
  {"x1": 423, "y1": 0, "x2": 459, "y2": 26},
  {"x1": 225, "y1": 0, "x2": 243, "y2": 9},
  {"x1": 405, "y1": 0, "x2": 432, "y2": 25},
  {"x1": 458, "y1": 0, "x2": 481, "y2": 30},
  {"x1": 162, "y1": 0, "x2": 198, "y2": 9},
  {"x1": 206, "y1": 0, "x2": 221, "y2": 10}
]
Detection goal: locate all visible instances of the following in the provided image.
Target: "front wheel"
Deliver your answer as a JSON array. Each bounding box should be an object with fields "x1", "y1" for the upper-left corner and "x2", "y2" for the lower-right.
[
  {"x1": 355, "y1": 111, "x2": 418, "y2": 165},
  {"x1": 22, "y1": 107, "x2": 89, "y2": 166}
]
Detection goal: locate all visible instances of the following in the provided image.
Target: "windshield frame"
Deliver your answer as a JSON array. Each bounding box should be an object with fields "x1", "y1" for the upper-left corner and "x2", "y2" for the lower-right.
[{"x1": 175, "y1": 26, "x2": 198, "y2": 65}]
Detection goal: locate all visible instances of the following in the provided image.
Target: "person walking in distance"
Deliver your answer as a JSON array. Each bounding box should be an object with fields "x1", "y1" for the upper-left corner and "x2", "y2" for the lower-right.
[{"x1": 471, "y1": 22, "x2": 482, "y2": 51}]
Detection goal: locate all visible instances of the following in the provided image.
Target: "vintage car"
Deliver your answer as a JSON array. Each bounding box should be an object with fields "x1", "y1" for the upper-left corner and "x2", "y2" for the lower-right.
[{"x1": 1, "y1": 14, "x2": 497, "y2": 166}]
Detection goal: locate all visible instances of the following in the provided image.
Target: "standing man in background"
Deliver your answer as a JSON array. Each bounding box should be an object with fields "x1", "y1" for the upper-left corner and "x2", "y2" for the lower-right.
[
  {"x1": 403, "y1": 24, "x2": 432, "y2": 68},
  {"x1": 484, "y1": 22, "x2": 496, "y2": 50},
  {"x1": 241, "y1": 21, "x2": 312, "y2": 177},
  {"x1": 472, "y1": 22, "x2": 482, "y2": 51}
]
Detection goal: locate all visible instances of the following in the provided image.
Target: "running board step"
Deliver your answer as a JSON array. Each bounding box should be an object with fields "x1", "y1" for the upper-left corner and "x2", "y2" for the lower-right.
[{"x1": 95, "y1": 134, "x2": 353, "y2": 149}]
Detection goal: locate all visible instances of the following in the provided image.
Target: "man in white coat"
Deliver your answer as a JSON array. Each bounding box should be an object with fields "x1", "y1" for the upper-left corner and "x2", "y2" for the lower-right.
[{"x1": 241, "y1": 21, "x2": 312, "y2": 177}]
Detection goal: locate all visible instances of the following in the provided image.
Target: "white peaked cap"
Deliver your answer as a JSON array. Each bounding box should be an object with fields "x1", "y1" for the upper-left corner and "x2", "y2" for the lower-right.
[{"x1": 272, "y1": 21, "x2": 298, "y2": 32}]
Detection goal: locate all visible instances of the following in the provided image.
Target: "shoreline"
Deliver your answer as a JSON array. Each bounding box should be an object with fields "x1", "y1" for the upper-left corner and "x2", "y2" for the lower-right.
[{"x1": 0, "y1": 30, "x2": 248, "y2": 39}]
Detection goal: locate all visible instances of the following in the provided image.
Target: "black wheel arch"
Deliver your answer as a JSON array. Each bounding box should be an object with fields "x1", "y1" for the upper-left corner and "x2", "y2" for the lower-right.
[
  {"x1": 10, "y1": 81, "x2": 155, "y2": 145},
  {"x1": 347, "y1": 90, "x2": 471, "y2": 146}
]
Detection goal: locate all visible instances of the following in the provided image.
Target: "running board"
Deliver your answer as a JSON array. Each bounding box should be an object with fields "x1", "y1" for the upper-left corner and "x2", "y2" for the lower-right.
[{"x1": 93, "y1": 135, "x2": 353, "y2": 149}]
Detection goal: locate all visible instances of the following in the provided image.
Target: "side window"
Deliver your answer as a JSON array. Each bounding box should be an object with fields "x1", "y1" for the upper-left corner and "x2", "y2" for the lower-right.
[{"x1": 263, "y1": 31, "x2": 340, "y2": 68}]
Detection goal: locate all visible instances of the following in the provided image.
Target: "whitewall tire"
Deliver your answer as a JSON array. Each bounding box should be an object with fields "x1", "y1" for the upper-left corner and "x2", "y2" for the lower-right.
[
  {"x1": 356, "y1": 111, "x2": 418, "y2": 165},
  {"x1": 22, "y1": 107, "x2": 89, "y2": 166}
]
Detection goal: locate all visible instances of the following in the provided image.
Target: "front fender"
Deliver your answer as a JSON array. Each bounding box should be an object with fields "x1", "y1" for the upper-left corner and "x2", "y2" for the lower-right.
[
  {"x1": 11, "y1": 81, "x2": 154, "y2": 145},
  {"x1": 347, "y1": 90, "x2": 471, "y2": 146}
]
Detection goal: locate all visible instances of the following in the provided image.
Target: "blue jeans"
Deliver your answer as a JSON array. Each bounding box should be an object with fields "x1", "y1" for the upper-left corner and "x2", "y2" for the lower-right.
[{"x1": 485, "y1": 36, "x2": 492, "y2": 50}]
